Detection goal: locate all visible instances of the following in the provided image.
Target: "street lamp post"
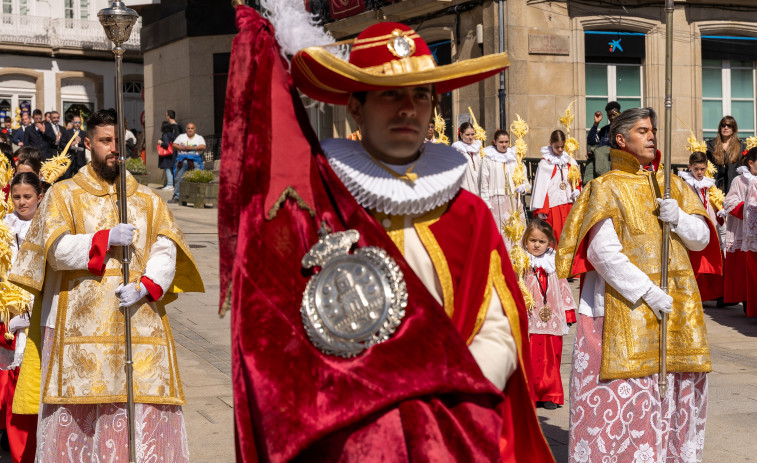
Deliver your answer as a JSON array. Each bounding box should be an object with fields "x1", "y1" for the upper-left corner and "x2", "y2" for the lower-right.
[{"x1": 97, "y1": 2, "x2": 139, "y2": 462}]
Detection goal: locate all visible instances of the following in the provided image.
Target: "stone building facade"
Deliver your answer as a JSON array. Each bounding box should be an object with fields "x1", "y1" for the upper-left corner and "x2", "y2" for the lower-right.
[
  {"x1": 315, "y1": 0, "x2": 757, "y2": 163},
  {"x1": 0, "y1": 0, "x2": 144, "y2": 133}
]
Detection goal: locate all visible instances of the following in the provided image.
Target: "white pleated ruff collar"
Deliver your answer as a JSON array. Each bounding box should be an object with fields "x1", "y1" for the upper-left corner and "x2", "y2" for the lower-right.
[
  {"x1": 540, "y1": 146, "x2": 571, "y2": 166},
  {"x1": 527, "y1": 248, "x2": 556, "y2": 273},
  {"x1": 737, "y1": 165, "x2": 756, "y2": 182},
  {"x1": 451, "y1": 139, "x2": 481, "y2": 155},
  {"x1": 322, "y1": 138, "x2": 467, "y2": 216},
  {"x1": 483, "y1": 145, "x2": 517, "y2": 163},
  {"x1": 678, "y1": 171, "x2": 715, "y2": 189}
]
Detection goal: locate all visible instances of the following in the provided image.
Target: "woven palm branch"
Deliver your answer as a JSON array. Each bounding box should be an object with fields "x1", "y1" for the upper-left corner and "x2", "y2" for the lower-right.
[{"x1": 40, "y1": 152, "x2": 72, "y2": 184}]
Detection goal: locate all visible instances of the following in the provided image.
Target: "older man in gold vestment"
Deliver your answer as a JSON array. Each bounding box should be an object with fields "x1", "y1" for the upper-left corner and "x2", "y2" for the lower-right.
[
  {"x1": 557, "y1": 107, "x2": 720, "y2": 463},
  {"x1": 8, "y1": 109, "x2": 203, "y2": 461}
]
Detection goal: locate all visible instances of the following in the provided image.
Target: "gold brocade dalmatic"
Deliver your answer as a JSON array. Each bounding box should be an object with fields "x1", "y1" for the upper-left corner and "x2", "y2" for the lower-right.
[
  {"x1": 8, "y1": 165, "x2": 203, "y2": 409},
  {"x1": 556, "y1": 149, "x2": 712, "y2": 380}
]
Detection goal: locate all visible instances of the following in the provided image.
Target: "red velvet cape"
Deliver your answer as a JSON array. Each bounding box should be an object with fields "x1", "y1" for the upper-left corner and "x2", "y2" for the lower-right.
[
  {"x1": 219, "y1": 6, "x2": 553, "y2": 462},
  {"x1": 427, "y1": 191, "x2": 555, "y2": 462}
]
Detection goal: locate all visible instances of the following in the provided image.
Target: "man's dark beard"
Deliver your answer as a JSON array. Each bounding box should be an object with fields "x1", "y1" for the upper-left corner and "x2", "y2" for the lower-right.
[{"x1": 91, "y1": 156, "x2": 120, "y2": 183}]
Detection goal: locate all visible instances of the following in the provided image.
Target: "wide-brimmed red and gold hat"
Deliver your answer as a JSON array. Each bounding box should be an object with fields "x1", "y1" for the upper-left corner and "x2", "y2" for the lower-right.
[{"x1": 292, "y1": 22, "x2": 509, "y2": 105}]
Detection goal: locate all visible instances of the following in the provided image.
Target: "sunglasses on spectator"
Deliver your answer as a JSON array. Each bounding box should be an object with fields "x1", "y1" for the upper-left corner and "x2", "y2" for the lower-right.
[{"x1": 721, "y1": 123, "x2": 734, "y2": 129}]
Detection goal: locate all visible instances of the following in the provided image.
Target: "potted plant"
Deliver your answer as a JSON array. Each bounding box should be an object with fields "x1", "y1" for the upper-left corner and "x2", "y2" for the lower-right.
[
  {"x1": 179, "y1": 169, "x2": 218, "y2": 208},
  {"x1": 125, "y1": 157, "x2": 149, "y2": 185}
]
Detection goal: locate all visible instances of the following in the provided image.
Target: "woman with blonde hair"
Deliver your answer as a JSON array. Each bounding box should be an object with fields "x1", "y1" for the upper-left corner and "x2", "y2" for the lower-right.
[{"x1": 706, "y1": 115, "x2": 747, "y2": 193}]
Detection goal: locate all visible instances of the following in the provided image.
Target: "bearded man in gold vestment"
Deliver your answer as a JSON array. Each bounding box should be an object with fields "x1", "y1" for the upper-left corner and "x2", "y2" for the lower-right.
[
  {"x1": 8, "y1": 109, "x2": 203, "y2": 461},
  {"x1": 556, "y1": 107, "x2": 720, "y2": 463}
]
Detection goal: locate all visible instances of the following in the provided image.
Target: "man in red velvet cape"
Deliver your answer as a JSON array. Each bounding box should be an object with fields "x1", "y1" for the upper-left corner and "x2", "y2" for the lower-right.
[{"x1": 219, "y1": 5, "x2": 553, "y2": 462}]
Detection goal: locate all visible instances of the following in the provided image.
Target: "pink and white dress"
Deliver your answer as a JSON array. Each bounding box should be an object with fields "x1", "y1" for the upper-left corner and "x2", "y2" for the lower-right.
[{"x1": 524, "y1": 249, "x2": 575, "y2": 405}]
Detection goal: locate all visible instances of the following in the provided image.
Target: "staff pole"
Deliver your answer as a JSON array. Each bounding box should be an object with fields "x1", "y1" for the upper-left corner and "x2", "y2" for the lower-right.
[
  {"x1": 659, "y1": 0, "x2": 675, "y2": 398},
  {"x1": 97, "y1": 2, "x2": 139, "y2": 461}
]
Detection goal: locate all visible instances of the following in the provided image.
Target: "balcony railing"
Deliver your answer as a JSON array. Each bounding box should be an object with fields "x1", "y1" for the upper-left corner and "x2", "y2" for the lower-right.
[{"x1": 0, "y1": 14, "x2": 141, "y2": 52}]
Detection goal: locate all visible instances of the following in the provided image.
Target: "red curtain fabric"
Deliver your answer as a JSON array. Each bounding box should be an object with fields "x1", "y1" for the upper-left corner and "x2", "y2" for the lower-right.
[
  {"x1": 328, "y1": 0, "x2": 365, "y2": 20},
  {"x1": 219, "y1": 6, "x2": 548, "y2": 462},
  {"x1": 428, "y1": 191, "x2": 556, "y2": 463}
]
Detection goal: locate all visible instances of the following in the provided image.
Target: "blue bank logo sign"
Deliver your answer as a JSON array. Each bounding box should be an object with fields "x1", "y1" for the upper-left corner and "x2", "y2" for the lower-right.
[{"x1": 609, "y1": 39, "x2": 623, "y2": 53}]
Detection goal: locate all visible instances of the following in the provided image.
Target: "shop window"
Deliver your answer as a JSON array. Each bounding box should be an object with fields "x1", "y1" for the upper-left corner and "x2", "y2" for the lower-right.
[
  {"x1": 702, "y1": 59, "x2": 755, "y2": 139},
  {"x1": 64, "y1": 0, "x2": 88, "y2": 20},
  {"x1": 123, "y1": 81, "x2": 143, "y2": 94},
  {"x1": 584, "y1": 32, "x2": 645, "y2": 130},
  {"x1": 585, "y1": 63, "x2": 643, "y2": 130}
]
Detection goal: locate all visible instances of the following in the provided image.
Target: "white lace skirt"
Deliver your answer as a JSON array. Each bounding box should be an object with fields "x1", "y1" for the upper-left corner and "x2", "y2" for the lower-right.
[
  {"x1": 568, "y1": 315, "x2": 708, "y2": 463},
  {"x1": 36, "y1": 327, "x2": 190, "y2": 463}
]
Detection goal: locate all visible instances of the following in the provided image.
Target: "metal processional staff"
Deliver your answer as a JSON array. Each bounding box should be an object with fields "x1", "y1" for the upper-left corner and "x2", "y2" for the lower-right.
[{"x1": 97, "y1": 2, "x2": 140, "y2": 462}]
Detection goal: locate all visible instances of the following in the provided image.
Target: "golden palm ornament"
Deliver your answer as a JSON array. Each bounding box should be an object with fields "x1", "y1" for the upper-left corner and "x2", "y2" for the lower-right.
[
  {"x1": 433, "y1": 109, "x2": 450, "y2": 145},
  {"x1": 0, "y1": 153, "x2": 33, "y2": 331},
  {"x1": 40, "y1": 152, "x2": 72, "y2": 184}
]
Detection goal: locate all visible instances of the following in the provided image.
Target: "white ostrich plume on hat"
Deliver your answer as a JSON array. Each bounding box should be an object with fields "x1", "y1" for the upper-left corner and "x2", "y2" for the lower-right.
[{"x1": 260, "y1": 0, "x2": 348, "y2": 62}]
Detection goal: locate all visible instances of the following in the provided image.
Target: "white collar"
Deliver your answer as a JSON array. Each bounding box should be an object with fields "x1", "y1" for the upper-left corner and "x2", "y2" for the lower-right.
[
  {"x1": 678, "y1": 171, "x2": 715, "y2": 189},
  {"x1": 527, "y1": 248, "x2": 556, "y2": 273},
  {"x1": 737, "y1": 165, "x2": 756, "y2": 181},
  {"x1": 540, "y1": 146, "x2": 571, "y2": 166},
  {"x1": 451, "y1": 139, "x2": 481, "y2": 154},
  {"x1": 483, "y1": 145, "x2": 516, "y2": 163},
  {"x1": 3, "y1": 211, "x2": 32, "y2": 234},
  {"x1": 322, "y1": 138, "x2": 466, "y2": 216}
]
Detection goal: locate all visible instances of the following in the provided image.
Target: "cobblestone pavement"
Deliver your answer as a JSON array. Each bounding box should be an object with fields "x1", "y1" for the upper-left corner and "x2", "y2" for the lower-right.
[
  {"x1": 539, "y1": 283, "x2": 757, "y2": 462},
  {"x1": 155, "y1": 187, "x2": 235, "y2": 462}
]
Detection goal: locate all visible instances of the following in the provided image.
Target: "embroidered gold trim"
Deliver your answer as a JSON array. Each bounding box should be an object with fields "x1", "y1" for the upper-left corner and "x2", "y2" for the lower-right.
[
  {"x1": 351, "y1": 35, "x2": 421, "y2": 52},
  {"x1": 266, "y1": 186, "x2": 317, "y2": 220},
  {"x1": 361, "y1": 55, "x2": 437, "y2": 77},
  {"x1": 62, "y1": 336, "x2": 168, "y2": 345},
  {"x1": 466, "y1": 267, "x2": 492, "y2": 345},
  {"x1": 292, "y1": 54, "x2": 346, "y2": 94},
  {"x1": 489, "y1": 250, "x2": 526, "y2": 375},
  {"x1": 353, "y1": 31, "x2": 420, "y2": 45},
  {"x1": 351, "y1": 33, "x2": 421, "y2": 53},
  {"x1": 413, "y1": 205, "x2": 454, "y2": 318},
  {"x1": 371, "y1": 211, "x2": 405, "y2": 254}
]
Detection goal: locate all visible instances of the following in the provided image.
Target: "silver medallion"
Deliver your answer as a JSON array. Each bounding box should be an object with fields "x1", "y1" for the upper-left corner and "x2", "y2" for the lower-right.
[
  {"x1": 301, "y1": 229, "x2": 407, "y2": 358},
  {"x1": 387, "y1": 29, "x2": 416, "y2": 58}
]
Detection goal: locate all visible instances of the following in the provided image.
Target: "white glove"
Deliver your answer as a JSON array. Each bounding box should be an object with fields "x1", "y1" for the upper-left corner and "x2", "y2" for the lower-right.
[
  {"x1": 717, "y1": 209, "x2": 727, "y2": 219},
  {"x1": 115, "y1": 282, "x2": 149, "y2": 307},
  {"x1": 515, "y1": 184, "x2": 527, "y2": 195},
  {"x1": 570, "y1": 189, "x2": 581, "y2": 200},
  {"x1": 642, "y1": 285, "x2": 673, "y2": 319},
  {"x1": 108, "y1": 223, "x2": 137, "y2": 247},
  {"x1": 656, "y1": 198, "x2": 680, "y2": 226},
  {"x1": 8, "y1": 314, "x2": 29, "y2": 333}
]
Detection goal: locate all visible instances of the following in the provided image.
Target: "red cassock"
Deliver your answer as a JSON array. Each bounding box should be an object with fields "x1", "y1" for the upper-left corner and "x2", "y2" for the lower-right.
[
  {"x1": 219, "y1": 5, "x2": 554, "y2": 462},
  {"x1": 0, "y1": 324, "x2": 36, "y2": 463}
]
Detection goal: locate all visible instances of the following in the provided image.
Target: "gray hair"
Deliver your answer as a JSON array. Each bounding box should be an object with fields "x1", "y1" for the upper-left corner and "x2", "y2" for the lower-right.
[{"x1": 609, "y1": 107, "x2": 657, "y2": 148}]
